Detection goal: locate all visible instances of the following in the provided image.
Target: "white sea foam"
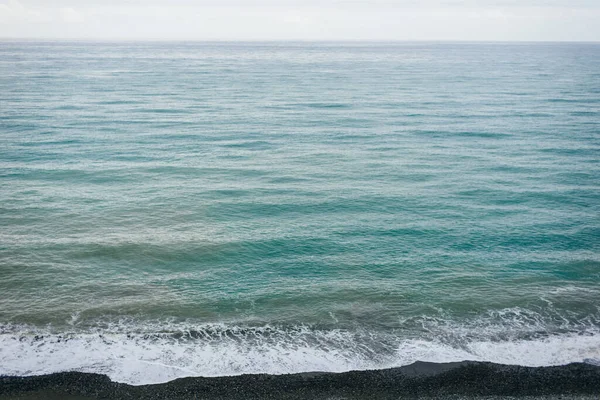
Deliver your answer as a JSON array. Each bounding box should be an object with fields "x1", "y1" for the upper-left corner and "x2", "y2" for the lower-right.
[{"x1": 1, "y1": 323, "x2": 599, "y2": 385}]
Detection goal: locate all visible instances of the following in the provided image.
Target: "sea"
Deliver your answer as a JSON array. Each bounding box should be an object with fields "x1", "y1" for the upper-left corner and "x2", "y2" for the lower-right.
[{"x1": 0, "y1": 41, "x2": 599, "y2": 385}]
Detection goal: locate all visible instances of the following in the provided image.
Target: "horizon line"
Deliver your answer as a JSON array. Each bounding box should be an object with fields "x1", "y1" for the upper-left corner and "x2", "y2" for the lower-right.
[{"x1": 1, "y1": 37, "x2": 599, "y2": 44}]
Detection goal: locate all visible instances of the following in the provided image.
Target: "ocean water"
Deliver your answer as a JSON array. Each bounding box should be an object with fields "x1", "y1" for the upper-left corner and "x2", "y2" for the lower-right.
[{"x1": 0, "y1": 41, "x2": 599, "y2": 385}]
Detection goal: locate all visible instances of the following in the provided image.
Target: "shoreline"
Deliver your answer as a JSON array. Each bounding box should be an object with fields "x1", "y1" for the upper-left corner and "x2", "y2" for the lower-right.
[{"x1": 2, "y1": 361, "x2": 600, "y2": 399}]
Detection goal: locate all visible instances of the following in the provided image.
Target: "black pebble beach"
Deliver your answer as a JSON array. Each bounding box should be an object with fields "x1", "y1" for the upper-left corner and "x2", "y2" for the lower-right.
[{"x1": 2, "y1": 361, "x2": 600, "y2": 399}]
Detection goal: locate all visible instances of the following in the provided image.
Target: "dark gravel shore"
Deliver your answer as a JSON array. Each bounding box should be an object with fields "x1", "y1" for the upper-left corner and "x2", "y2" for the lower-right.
[{"x1": 1, "y1": 361, "x2": 599, "y2": 399}]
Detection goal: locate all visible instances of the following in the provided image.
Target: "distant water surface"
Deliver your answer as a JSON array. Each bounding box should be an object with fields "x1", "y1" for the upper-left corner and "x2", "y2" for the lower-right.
[{"x1": 0, "y1": 41, "x2": 599, "y2": 384}]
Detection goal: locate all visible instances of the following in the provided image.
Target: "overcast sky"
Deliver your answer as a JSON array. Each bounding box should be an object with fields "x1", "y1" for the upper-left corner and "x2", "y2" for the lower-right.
[{"x1": 0, "y1": 0, "x2": 598, "y2": 41}]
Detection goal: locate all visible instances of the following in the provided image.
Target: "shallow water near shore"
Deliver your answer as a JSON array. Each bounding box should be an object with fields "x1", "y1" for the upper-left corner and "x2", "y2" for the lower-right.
[{"x1": 1, "y1": 41, "x2": 599, "y2": 384}]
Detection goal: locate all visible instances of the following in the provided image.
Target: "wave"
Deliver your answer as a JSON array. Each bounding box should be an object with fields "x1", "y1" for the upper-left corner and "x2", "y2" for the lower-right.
[{"x1": 1, "y1": 319, "x2": 598, "y2": 385}]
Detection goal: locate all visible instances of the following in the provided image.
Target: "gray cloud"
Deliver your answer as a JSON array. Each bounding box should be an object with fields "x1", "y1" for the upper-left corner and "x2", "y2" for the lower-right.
[{"x1": 1, "y1": 0, "x2": 599, "y2": 40}]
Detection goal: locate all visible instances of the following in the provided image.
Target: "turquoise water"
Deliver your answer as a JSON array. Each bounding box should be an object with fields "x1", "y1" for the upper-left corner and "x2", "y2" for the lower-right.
[{"x1": 1, "y1": 41, "x2": 599, "y2": 384}]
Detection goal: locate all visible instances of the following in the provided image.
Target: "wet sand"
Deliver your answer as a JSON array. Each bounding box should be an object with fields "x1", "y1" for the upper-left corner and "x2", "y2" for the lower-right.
[{"x1": 1, "y1": 361, "x2": 599, "y2": 399}]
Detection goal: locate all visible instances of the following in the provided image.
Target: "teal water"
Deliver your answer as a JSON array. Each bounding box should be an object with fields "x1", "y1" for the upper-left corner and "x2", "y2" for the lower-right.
[{"x1": 1, "y1": 41, "x2": 599, "y2": 384}]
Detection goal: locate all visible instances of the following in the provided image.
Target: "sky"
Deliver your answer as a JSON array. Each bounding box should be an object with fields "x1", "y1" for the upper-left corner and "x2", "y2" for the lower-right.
[{"x1": 0, "y1": 0, "x2": 599, "y2": 41}]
